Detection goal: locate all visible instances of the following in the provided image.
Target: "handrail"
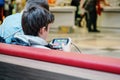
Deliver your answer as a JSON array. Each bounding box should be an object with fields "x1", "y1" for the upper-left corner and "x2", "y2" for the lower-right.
[{"x1": 0, "y1": 43, "x2": 120, "y2": 74}]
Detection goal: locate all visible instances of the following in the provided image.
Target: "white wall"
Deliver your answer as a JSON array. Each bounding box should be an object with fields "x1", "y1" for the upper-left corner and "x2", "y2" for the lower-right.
[
  {"x1": 56, "y1": 0, "x2": 71, "y2": 5},
  {"x1": 107, "y1": 0, "x2": 120, "y2": 6}
]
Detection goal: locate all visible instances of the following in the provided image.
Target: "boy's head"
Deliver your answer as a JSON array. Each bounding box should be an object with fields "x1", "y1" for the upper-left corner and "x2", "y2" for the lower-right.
[
  {"x1": 22, "y1": 6, "x2": 54, "y2": 40},
  {"x1": 25, "y1": 0, "x2": 49, "y2": 11}
]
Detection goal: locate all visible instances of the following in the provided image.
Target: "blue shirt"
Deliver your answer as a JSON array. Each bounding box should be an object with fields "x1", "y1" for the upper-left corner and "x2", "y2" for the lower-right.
[{"x1": 0, "y1": 13, "x2": 24, "y2": 43}]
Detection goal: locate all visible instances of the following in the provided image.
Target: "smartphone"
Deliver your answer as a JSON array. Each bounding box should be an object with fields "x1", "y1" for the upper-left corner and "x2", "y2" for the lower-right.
[{"x1": 50, "y1": 38, "x2": 70, "y2": 49}]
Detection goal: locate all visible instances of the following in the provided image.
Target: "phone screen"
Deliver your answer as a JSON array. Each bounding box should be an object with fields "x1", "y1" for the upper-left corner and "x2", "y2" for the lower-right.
[{"x1": 52, "y1": 38, "x2": 69, "y2": 49}]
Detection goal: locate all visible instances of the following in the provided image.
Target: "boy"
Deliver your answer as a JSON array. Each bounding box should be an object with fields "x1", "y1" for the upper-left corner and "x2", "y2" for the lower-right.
[
  {"x1": 11, "y1": 5, "x2": 54, "y2": 49},
  {"x1": 0, "y1": 0, "x2": 49, "y2": 43}
]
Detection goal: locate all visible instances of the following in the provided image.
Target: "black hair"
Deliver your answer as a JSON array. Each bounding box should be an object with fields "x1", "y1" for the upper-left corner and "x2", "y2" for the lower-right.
[
  {"x1": 22, "y1": 6, "x2": 54, "y2": 36},
  {"x1": 25, "y1": 0, "x2": 49, "y2": 11}
]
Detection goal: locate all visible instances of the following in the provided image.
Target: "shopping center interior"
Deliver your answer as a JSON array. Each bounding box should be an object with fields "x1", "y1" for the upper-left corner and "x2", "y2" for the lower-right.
[
  {"x1": 0, "y1": 0, "x2": 120, "y2": 58},
  {"x1": 0, "y1": 0, "x2": 120, "y2": 80},
  {"x1": 48, "y1": 0, "x2": 120, "y2": 58}
]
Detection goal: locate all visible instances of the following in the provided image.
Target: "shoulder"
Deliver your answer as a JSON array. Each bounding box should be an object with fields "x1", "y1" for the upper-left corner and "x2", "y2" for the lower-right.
[
  {"x1": 4, "y1": 13, "x2": 22, "y2": 21},
  {"x1": 12, "y1": 34, "x2": 50, "y2": 49},
  {"x1": 1, "y1": 13, "x2": 22, "y2": 27}
]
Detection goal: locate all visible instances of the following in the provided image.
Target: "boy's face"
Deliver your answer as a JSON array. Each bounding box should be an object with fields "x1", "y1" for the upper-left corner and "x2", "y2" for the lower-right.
[{"x1": 38, "y1": 23, "x2": 52, "y2": 40}]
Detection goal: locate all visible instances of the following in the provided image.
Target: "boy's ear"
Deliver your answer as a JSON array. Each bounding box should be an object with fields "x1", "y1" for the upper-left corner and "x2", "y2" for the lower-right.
[{"x1": 39, "y1": 27, "x2": 46, "y2": 34}]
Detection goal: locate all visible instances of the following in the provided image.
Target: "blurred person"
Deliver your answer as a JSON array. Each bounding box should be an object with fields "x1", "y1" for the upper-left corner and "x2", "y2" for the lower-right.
[
  {"x1": 82, "y1": 0, "x2": 109, "y2": 32},
  {"x1": 0, "y1": 0, "x2": 49, "y2": 43},
  {"x1": 71, "y1": 0, "x2": 80, "y2": 26},
  {"x1": 84, "y1": 0, "x2": 101, "y2": 32},
  {"x1": 9, "y1": 0, "x2": 16, "y2": 15},
  {"x1": 4, "y1": 0, "x2": 10, "y2": 17},
  {"x1": 0, "y1": 0, "x2": 4, "y2": 24},
  {"x1": 11, "y1": 5, "x2": 54, "y2": 49}
]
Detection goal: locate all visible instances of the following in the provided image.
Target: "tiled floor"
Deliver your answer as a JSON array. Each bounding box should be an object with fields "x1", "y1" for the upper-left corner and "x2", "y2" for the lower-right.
[{"x1": 48, "y1": 27, "x2": 120, "y2": 58}]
